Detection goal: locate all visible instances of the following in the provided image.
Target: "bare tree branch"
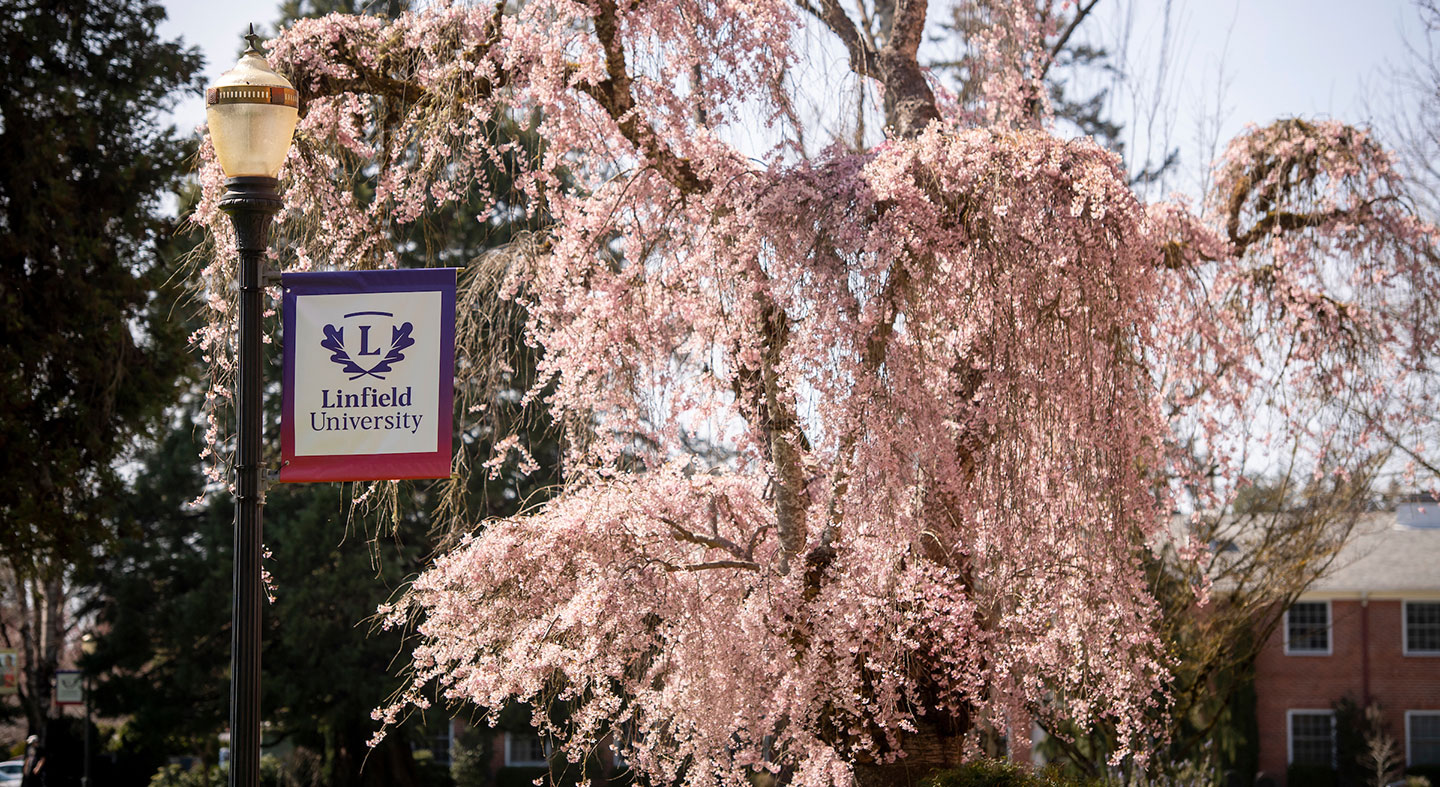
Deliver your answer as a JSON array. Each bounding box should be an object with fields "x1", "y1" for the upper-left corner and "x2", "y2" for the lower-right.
[
  {"x1": 798, "y1": 0, "x2": 939, "y2": 137},
  {"x1": 660, "y1": 559, "x2": 761, "y2": 573},
  {"x1": 575, "y1": 0, "x2": 711, "y2": 195},
  {"x1": 657, "y1": 513, "x2": 752, "y2": 561},
  {"x1": 1041, "y1": 0, "x2": 1102, "y2": 82},
  {"x1": 1232, "y1": 205, "x2": 1377, "y2": 252},
  {"x1": 798, "y1": 0, "x2": 881, "y2": 75}
]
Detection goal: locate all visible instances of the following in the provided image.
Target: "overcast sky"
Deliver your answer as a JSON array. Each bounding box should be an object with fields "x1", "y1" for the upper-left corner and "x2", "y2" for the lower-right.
[
  {"x1": 1089, "y1": 0, "x2": 1427, "y2": 194},
  {"x1": 158, "y1": 0, "x2": 1429, "y2": 196}
]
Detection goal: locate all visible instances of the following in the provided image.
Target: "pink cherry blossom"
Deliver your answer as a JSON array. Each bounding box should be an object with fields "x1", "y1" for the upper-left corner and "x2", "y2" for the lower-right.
[{"x1": 189, "y1": 3, "x2": 1440, "y2": 784}]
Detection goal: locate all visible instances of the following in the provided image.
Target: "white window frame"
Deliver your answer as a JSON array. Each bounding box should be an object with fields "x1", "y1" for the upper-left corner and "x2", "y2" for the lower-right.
[
  {"x1": 504, "y1": 732, "x2": 550, "y2": 768},
  {"x1": 1284, "y1": 600, "x2": 1333, "y2": 656},
  {"x1": 1287, "y1": 709, "x2": 1337, "y2": 767},
  {"x1": 1403, "y1": 601, "x2": 1440, "y2": 656},
  {"x1": 1406, "y1": 711, "x2": 1440, "y2": 767}
]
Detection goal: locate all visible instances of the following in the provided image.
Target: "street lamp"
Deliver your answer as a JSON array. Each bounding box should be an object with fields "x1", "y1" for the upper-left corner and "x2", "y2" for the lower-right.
[
  {"x1": 205, "y1": 26, "x2": 298, "y2": 787},
  {"x1": 80, "y1": 632, "x2": 96, "y2": 787}
]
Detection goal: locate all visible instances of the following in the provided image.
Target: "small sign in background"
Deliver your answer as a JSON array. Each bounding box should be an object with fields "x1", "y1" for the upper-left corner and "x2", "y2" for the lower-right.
[
  {"x1": 0, "y1": 649, "x2": 16, "y2": 695},
  {"x1": 55, "y1": 670, "x2": 83, "y2": 705}
]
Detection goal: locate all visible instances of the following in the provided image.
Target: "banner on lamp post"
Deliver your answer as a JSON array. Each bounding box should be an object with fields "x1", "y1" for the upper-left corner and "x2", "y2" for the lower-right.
[{"x1": 280, "y1": 269, "x2": 456, "y2": 483}]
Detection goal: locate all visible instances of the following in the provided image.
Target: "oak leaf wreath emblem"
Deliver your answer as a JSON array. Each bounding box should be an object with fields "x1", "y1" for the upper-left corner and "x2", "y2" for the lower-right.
[{"x1": 320, "y1": 322, "x2": 416, "y2": 380}]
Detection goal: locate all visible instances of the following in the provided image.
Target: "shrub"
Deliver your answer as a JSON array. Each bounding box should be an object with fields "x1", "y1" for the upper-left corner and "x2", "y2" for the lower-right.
[
  {"x1": 148, "y1": 764, "x2": 226, "y2": 787},
  {"x1": 925, "y1": 759, "x2": 1099, "y2": 787}
]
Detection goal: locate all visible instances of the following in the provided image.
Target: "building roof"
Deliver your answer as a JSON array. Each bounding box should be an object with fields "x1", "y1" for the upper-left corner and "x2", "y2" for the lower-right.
[{"x1": 1307, "y1": 507, "x2": 1440, "y2": 595}]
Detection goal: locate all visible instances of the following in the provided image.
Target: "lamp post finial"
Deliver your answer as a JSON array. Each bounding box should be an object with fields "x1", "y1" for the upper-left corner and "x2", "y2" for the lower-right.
[{"x1": 244, "y1": 24, "x2": 263, "y2": 54}]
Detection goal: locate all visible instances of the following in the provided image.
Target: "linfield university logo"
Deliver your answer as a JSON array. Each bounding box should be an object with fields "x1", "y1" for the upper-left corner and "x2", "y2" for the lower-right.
[
  {"x1": 314, "y1": 310, "x2": 424, "y2": 436},
  {"x1": 321, "y1": 311, "x2": 415, "y2": 380},
  {"x1": 280, "y1": 269, "x2": 456, "y2": 483}
]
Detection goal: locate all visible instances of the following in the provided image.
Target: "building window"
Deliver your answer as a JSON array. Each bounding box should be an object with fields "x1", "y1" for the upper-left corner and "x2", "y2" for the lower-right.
[
  {"x1": 1409, "y1": 712, "x2": 1440, "y2": 766},
  {"x1": 1285, "y1": 601, "x2": 1332, "y2": 655},
  {"x1": 505, "y1": 732, "x2": 549, "y2": 767},
  {"x1": 1404, "y1": 602, "x2": 1440, "y2": 655},
  {"x1": 429, "y1": 722, "x2": 453, "y2": 768},
  {"x1": 1289, "y1": 710, "x2": 1336, "y2": 767}
]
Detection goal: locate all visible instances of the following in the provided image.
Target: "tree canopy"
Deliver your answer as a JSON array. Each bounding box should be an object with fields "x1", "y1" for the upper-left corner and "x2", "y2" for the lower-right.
[
  {"x1": 191, "y1": 2, "x2": 1440, "y2": 786},
  {"x1": 0, "y1": 0, "x2": 201, "y2": 573},
  {"x1": 89, "y1": 405, "x2": 438, "y2": 786},
  {"x1": 83, "y1": 0, "x2": 563, "y2": 778},
  {"x1": 0, "y1": 0, "x2": 202, "y2": 766}
]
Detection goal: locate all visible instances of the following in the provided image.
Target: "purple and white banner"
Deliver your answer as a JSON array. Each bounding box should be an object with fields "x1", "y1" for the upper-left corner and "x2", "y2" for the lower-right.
[{"x1": 280, "y1": 269, "x2": 456, "y2": 483}]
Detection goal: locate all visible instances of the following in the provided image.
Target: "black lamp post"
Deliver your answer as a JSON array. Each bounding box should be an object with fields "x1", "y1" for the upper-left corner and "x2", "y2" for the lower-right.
[
  {"x1": 205, "y1": 28, "x2": 298, "y2": 787},
  {"x1": 80, "y1": 631, "x2": 95, "y2": 787}
]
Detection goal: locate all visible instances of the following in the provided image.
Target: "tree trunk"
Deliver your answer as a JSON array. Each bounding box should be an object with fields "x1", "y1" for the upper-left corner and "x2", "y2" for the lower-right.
[
  {"x1": 11, "y1": 569, "x2": 66, "y2": 787},
  {"x1": 879, "y1": 49, "x2": 942, "y2": 139},
  {"x1": 365, "y1": 737, "x2": 420, "y2": 787},
  {"x1": 851, "y1": 713, "x2": 968, "y2": 787},
  {"x1": 330, "y1": 721, "x2": 420, "y2": 787}
]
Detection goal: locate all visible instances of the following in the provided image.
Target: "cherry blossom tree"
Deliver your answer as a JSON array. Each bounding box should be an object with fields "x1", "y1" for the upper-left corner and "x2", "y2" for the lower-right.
[{"x1": 189, "y1": 1, "x2": 1440, "y2": 785}]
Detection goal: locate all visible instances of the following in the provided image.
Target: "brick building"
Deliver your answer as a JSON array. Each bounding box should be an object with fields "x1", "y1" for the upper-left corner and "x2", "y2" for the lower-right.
[{"x1": 1253, "y1": 503, "x2": 1440, "y2": 785}]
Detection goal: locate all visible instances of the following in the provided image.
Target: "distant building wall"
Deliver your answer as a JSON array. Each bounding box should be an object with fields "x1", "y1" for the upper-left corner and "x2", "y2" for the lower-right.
[{"x1": 1255, "y1": 596, "x2": 1440, "y2": 785}]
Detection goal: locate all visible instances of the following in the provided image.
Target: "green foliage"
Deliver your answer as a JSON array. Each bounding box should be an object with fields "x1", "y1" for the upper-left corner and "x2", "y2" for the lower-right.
[
  {"x1": 413, "y1": 748, "x2": 456, "y2": 787},
  {"x1": 924, "y1": 759, "x2": 1099, "y2": 787},
  {"x1": 1335, "y1": 698, "x2": 1373, "y2": 787},
  {"x1": 86, "y1": 418, "x2": 232, "y2": 761},
  {"x1": 450, "y1": 726, "x2": 493, "y2": 787},
  {"x1": 1040, "y1": 464, "x2": 1382, "y2": 784},
  {"x1": 145, "y1": 758, "x2": 297, "y2": 787},
  {"x1": 1037, "y1": 549, "x2": 1259, "y2": 786},
  {"x1": 148, "y1": 764, "x2": 226, "y2": 787},
  {"x1": 1334, "y1": 698, "x2": 1407, "y2": 787},
  {"x1": 0, "y1": 0, "x2": 201, "y2": 573},
  {"x1": 88, "y1": 104, "x2": 561, "y2": 787},
  {"x1": 88, "y1": 399, "x2": 441, "y2": 785},
  {"x1": 83, "y1": 4, "x2": 563, "y2": 783}
]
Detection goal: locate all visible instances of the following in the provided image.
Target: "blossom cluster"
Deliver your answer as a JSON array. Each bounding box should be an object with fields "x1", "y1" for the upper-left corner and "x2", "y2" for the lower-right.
[{"x1": 1158, "y1": 118, "x2": 1439, "y2": 501}]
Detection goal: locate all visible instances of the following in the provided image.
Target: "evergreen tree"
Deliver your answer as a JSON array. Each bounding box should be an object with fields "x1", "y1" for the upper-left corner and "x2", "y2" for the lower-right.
[
  {"x1": 0, "y1": 0, "x2": 201, "y2": 769},
  {"x1": 84, "y1": 6, "x2": 561, "y2": 780},
  {"x1": 0, "y1": 0, "x2": 201, "y2": 572},
  {"x1": 88, "y1": 402, "x2": 439, "y2": 786}
]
